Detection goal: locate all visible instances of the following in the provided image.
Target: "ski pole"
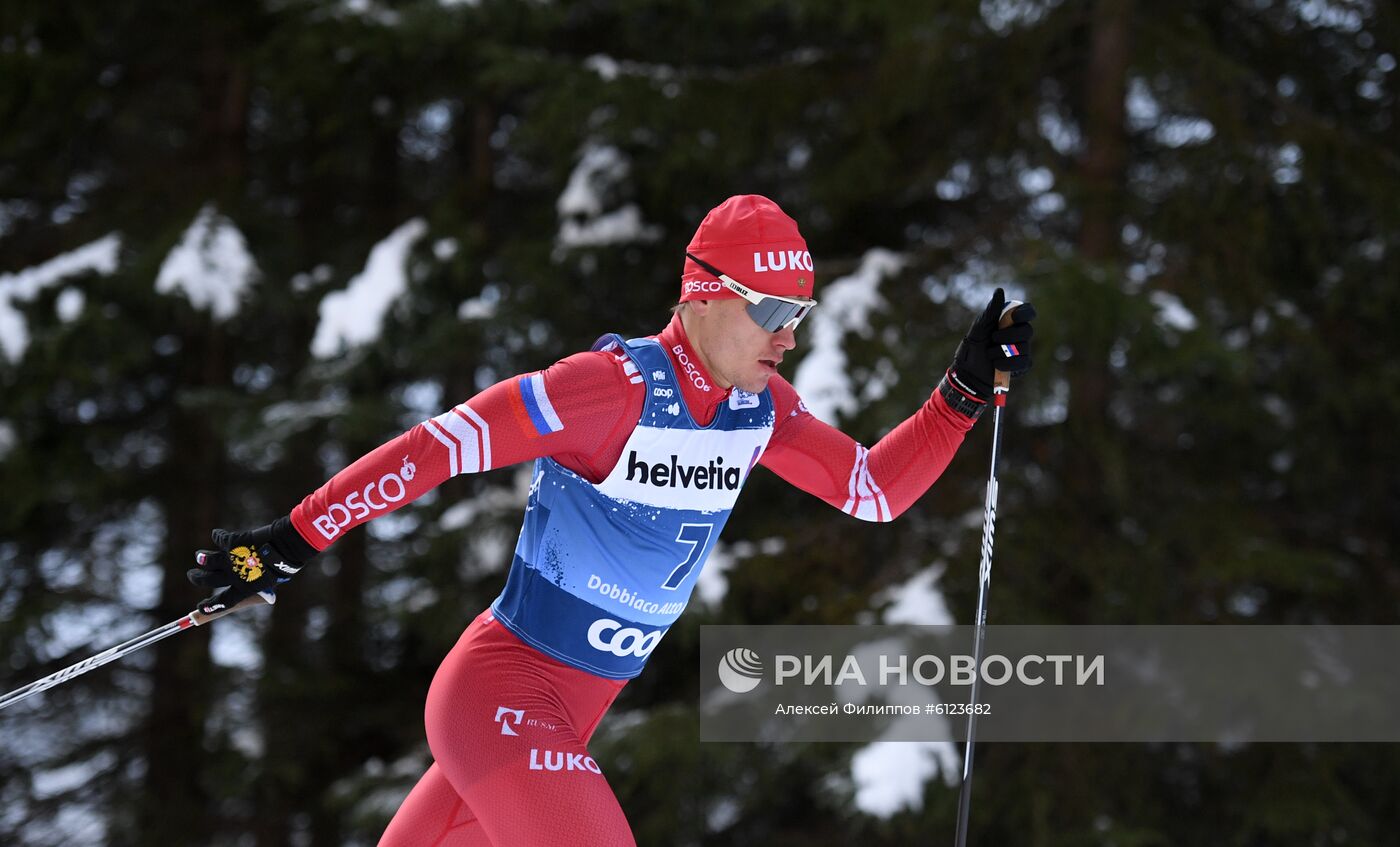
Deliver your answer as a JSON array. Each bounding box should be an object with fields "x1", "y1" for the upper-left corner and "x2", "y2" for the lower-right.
[
  {"x1": 0, "y1": 591, "x2": 274, "y2": 712},
  {"x1": 953, "y1": 301, "x2": 1021, "y2": 847}
]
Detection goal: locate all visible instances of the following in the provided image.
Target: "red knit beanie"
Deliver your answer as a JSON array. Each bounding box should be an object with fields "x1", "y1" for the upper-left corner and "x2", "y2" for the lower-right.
[{"x1": 680, "y1": 195, "x2": 814, "y2": 302}]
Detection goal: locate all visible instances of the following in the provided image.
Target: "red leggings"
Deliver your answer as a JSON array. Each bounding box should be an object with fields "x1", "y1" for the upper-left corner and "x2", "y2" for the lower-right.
[{"x1": 379, "y1": 610, "x2": 635, "y2": 846}]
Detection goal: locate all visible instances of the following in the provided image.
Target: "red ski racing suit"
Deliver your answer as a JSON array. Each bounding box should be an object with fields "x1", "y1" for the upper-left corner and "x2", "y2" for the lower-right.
[{"x1": 289, "y1": 316, "x2": 977, "y2": 846}]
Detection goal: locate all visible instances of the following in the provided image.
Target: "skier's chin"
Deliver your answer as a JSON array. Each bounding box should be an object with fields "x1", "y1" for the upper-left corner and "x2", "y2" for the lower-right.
[{"x1": 734, "y1": 371, "x2": 772, "y2": 394}]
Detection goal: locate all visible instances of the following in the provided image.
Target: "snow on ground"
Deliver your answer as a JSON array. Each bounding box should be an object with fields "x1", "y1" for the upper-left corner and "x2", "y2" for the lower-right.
[
  {"x1": 844, "y1": 566, "x2": 961, "y2": 817},
  {"x1": 793, "y1": 248, "x2": 905, "y2": 424},
  {"x1": 878, "y1": 565, "x2": 955, "y2": 626},
  {"x1": 311, "y1": 218, "x2": 428, "y2": 357},
  {"x1": 0, "y1": 234, "x2": 120, "y2": 362},
  {"x1": 839, "y1": 633, "x2": 962, "y2": 816},
  {"x1": 851, "y1": 741, "x2": 961, "y2": 817},
  {"x1": 555, "y1": 144, "x2": 660, "y2": 249},
  {"x1": 787, "y1": 250, "x2": 977, "y2": 817},
  {"x1": 155, "y1": 204, "x2": 257, "y2": 320}
]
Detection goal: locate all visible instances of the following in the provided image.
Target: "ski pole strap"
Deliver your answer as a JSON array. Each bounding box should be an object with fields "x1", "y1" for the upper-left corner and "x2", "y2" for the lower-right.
[
  {"x1": 185, "y1": 590, "x2": 276, "y2": 628},
  {"x1": 938, "y1": 374, "x2": 989, "y2": 420}
]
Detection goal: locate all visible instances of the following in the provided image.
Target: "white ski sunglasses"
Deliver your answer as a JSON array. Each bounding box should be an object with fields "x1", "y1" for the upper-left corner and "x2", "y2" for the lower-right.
[{"x1": 685, "y1": 252, "x2": 818, "y2": 332}]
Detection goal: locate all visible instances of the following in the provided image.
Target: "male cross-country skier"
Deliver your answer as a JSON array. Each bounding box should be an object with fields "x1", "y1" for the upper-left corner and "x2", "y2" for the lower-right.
[{"x1": 186, "y1": 194, "x2": 1035, "y2": 845}]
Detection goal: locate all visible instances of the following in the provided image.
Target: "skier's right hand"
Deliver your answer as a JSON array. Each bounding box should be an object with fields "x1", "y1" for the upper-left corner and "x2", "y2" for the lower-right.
[{"x1": 188, "y1": 516, "x2": 316, "y2": 614}]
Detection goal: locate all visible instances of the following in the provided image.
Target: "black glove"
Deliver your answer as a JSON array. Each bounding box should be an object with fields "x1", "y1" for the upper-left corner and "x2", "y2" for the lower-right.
[
  {"x1": 940, "y1": 287, "x2": 1036, "y2": 417},
  {"x1": 188, "y1": 516, "x2": 317, "y2": 614}
]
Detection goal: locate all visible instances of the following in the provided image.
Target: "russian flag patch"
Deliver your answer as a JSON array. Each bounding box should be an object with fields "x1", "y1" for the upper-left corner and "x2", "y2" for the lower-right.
[
  {"x1": 517, "y1": 374, "x2": 564, "y2": 436},
  {"x1": 1001, "y1": 344, "x2": 1021, "y2": 357}
]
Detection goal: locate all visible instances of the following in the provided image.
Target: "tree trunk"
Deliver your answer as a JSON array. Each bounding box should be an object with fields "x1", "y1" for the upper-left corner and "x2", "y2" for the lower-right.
[
  {"x1": 1068, "y1": 0, "x2": 1132, "y2": 432},
  {"x1": 136, "y1": 23, "x2": 250, "y2": 842},
  {"x1": 1078, "y1": 0, "x2": 1130, "y2": 264},
  {"x1": 138, "y1": 328, "x2": 227, "y2": 844}
]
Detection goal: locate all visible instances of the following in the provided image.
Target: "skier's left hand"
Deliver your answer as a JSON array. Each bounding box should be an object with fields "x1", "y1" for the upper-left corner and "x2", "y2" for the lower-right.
[
  {"x1": 188, "y1": 517, "x2": 314, "y2": 614},
  {"x1": 946, "y1": 287, "x2": 1036, "y2": 402}
]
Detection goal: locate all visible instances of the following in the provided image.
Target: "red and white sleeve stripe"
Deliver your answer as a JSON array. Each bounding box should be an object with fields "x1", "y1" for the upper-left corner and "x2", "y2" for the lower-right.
[
  {"x1": 423, "y1": 402, "x2": 492, "y2": 476},
  {"x1": 758, "y1": 376, "x2": 976, "y2": 523},
  {"x1": 289, "y1": 349, "x2": 640, "y2": 552},
  {"x1": 842, "y1": 444, "x2": 892, "y2": 521}
]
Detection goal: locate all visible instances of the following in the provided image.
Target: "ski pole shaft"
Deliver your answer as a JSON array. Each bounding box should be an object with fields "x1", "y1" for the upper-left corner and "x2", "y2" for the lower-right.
[
  {"x1": 953, "y1": 301, "x2": 1020, "y2": 847},
  {"x1": 0, "y1": 591, "x2": 274, "y2": 712}
]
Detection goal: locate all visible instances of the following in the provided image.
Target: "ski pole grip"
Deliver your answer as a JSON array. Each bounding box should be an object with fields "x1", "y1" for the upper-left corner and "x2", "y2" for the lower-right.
[
  {"x1": 189, "y1": 591, "x2": 276, "y2": 627},
  {"x1": 993, "y1": 299, "x2": 1024, "y2": 392}
]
